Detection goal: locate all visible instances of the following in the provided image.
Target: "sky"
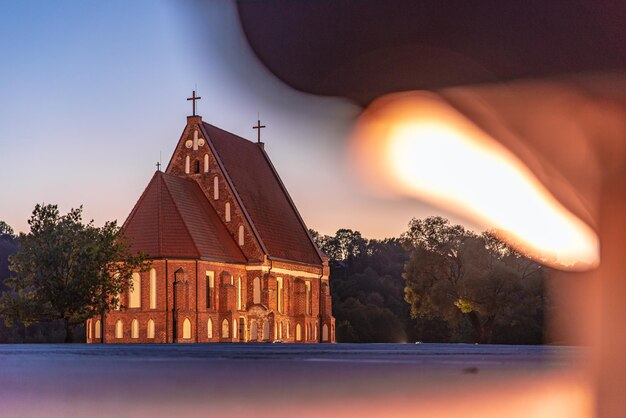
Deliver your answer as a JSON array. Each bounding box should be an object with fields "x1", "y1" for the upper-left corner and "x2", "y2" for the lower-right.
[{"x1": 0, "y1": 0, "x2": 466, "y2": 238}]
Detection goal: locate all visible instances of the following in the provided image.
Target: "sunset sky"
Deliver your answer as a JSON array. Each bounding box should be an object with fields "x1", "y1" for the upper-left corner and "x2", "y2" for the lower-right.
[{"x1": 0, "y1": 0, "x2": 466, "y2": 238}]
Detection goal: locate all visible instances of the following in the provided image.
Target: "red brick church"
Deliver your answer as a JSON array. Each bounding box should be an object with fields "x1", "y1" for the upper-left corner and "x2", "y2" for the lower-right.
[{"x1": 87, "y1": 96, "x2": 335, "y2": 343}]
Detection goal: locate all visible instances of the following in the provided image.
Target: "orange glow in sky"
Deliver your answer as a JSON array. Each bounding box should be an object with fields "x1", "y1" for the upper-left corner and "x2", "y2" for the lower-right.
[{"x1": 351, "y1": 92, "x2": 599, "y2": 270}]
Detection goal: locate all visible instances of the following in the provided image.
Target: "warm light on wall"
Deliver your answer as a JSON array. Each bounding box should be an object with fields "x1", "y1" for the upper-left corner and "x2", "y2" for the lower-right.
[{"x1": 351, "y1": 92, "x2": 599, "y2": 270}]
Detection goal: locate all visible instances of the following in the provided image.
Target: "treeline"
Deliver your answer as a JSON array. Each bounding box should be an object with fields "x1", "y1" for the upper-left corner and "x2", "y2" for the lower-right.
[
  {"x1": 311, "y1": 216, "x2": 546, "y2": 344},
  {"x1": 1, "y1": 209, "x2": 546, "y2": 344}
]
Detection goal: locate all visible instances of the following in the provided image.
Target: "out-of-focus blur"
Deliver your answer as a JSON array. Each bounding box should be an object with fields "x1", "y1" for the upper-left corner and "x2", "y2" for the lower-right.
[
  {"x1": 0, "y1": 344, "x2": 591, "y2": 418},
  {"x1": 221, "y1": 2, "x2": 626, "y2": 414},
  {"x1": 350, "y1": 90, "x2": 604, "y2": 269},
  {"x1": 347, "y1": 74, "x2": 626, "y2": 417}
]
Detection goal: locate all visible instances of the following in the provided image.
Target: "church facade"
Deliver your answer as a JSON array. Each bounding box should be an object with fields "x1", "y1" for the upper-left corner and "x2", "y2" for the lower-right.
[{"x1": 86, "y1": 109, "x2": 335, "y2": 344}]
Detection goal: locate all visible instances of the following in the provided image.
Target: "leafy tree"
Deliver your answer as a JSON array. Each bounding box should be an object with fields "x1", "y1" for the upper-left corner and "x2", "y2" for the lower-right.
[
  {"x1": 0, "y1": 221, "x2": 18, "y2": 293},
  {"x1": 0, "y1": 221, "x2": 14, "y2": 238},
  {"x1": 402, "y1": 217, "x2": 544, "y2": 343},
  {"x1": 1, "y1": 204, "x2": 149, "y2": 342},
  {"x1": 310, "y1": 228, "x2": 366, "y2": 266}
]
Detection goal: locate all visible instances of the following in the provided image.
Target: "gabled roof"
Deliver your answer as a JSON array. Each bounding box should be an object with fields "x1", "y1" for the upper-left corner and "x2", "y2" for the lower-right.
[
  {"x1": 202, "y1": 122, "x2": 323, "y2": 266},
  {"x1": 122, "y1": 171, "x2": 246, "y2": 263}
]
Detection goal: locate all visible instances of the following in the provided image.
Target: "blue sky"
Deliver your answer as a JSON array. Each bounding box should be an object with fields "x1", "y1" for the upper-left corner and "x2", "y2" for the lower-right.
[{"x1": 0, "y1": 0, "x2": 454, "y2": 238}]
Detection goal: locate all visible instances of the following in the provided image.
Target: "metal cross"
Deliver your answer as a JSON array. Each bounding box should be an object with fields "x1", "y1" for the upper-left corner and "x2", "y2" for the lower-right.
[
  {"x1": 156, "y1": 161, "x2": 161, "y2": 171},
  {"x1": 187, "y1": 90, "x2": 201, "y2": 116},
  {"x1": 253, "y1": 119, "x2": 266, "y2": 143}
]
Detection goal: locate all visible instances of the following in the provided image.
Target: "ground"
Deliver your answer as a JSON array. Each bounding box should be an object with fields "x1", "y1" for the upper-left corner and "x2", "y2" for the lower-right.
[{"x1": 0, "y1": 344, "x2": 587, "y2": 418}]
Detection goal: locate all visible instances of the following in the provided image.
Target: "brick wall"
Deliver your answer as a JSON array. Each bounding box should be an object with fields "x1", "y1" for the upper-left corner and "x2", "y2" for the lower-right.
[{"x1": 86, "y1": 262, "x2": 334, "y2": 343}]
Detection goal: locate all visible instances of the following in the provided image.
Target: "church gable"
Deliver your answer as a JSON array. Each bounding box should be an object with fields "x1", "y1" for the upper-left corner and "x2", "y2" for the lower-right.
[
  {"x1": 162, "y1": 110, "x2": 323, "y2": 267},
  {"x1": 165, "y1": 115, "x2": 265, "y2": 262}
]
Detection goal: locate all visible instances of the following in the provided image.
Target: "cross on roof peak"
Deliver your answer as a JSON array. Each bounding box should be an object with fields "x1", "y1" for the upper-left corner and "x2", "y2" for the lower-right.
[
  {"x1": 187, "y1": 90, "x2": 202, "y2": 116},
  {"x1": 253, "y1": 119, "x2": 266, "y2": 143}
]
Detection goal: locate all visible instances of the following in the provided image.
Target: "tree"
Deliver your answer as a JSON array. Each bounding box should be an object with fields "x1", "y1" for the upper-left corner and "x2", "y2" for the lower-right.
[
  {"x1": 308, "y1": 229, "x2": 338, "y2": 261},
  {"x1": 402, "y1": 217, "x2": 543, "y2": 343},
  {"x1": 309, "y1": 228, "x2": 367, "y2": 265},
  {"x1": 0, "y1": 221, "x2": 14, "y2": 238},
  {"x1": 1, "y1": 204, "x2": 149, "y2": 342},
  {"x1": 0, "y1": 221, "x2": 18, "y2": 293}
]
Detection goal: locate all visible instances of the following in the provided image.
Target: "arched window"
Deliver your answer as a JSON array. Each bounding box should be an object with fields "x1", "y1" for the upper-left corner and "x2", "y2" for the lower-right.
[
  {"x1": 185, "y1": 155, "x2": 190, "y2": 174},
  {"x1": 305, "y1": 323, "x2": 309, "y2": 341},
  {"x1": 305, "y1": 281, "x2": 311, "y2": 315},
  {"x1": 238, "y1": 225, "x2": 244, "y2": 246},
  {"x1": 225, "y1": 202, "x2": 231, "y2": 222},
  {"x1": 213, "y1": 176, "x2": 219, "y2": 200},
  {"x1": 147, "y1": 319, "x2": 155, "y2": 339},
  {"x1": 253, "y1": 277, "x2": 261, "y2": 304},
  {"x1": 204, "y1": 154, "x2": 209, "y2": 173},
  {"x1": 279, "y1": 322, "x2": 283, "y2": 340},
  {"x1": 95, "y1": 320, "x2": 101, "y2": 339},
  {"x1": 87, "y1": 320, "x2": 92, "y2": 339},
  {"x1": 114, "y1": 273, "x2": 121, "y2": 310},
  {"x1": 207, "y1": 318, "x2": 213, "y2": 338},
  {"x1": 314, "y1": 322, "x2": 318, "y2": 341},
  {"x1": 115, "y1": 320, "x2": 123, "y2": 339},
  {"x1": 296, "y1": 323, "x2": 302, "y2": 341},
  {"x1": 131, "y1": 319, "x2": 139, "y2": 339},
  {"x1": 221, "y1": 319, "x2": 230, "y2": 338},
  {"x1": 233, "y1": 319, "x2": 238, "y2": 341},
  {"x1": 206, "y1": 271, "x2": 214, "y2": 309},
  {"x1": 322, "y1": 324, "x2": 329, "y2": 342},
  {"x1": 194, "y1": 160, "x2": 200, "y2": 173},
  {"x1": 129, "y1": 272, "x2": 141, "y2": 308},
  {"x1": 237, "y1": 276, "x2": 242, "y2": 310},
  {"x1": 263, "y1": 321, "x2": 270, "y2": 340},
  {"x1": 183, "y1": 318, "x2": 191, "y2": 339},
  {"x1": 251, "y1": 321, "x2": 258, "y2": 341},
  {"x1": 149, "y1": 268, "x2": 156, "y2": 309},
  {"x1": 277, "y1": 277, "x2": 283, "y2": 313},
  {"x1": 287, "y1": 321, "x2": 290, "y2": 339}
]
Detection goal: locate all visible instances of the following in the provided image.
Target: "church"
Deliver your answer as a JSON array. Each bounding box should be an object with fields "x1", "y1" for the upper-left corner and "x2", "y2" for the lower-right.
[{"x1": 86, "y1": 93, "x2": 335, "y2": 344}]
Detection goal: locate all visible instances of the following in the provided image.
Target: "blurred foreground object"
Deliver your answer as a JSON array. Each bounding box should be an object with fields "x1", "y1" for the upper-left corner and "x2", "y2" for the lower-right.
[
  {"x1": 349, "y1": 81, "x2": 615, "y2": 269},
  {"x1": 237, "y1": 0, "x2": 626, "y2": 106},
  {"x1": 348, "y1": 76, "x2": 626, "y2": 416},
  {"x1": 235, "y1": 1, "x2": 626, "y2": 415}
]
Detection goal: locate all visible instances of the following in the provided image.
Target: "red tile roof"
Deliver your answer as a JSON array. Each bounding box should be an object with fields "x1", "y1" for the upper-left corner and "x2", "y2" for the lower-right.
[
  {"x1": 122, "y1": 171, "x2": 246, "y2": 263},
  {"x1": 202, "y1": 122, "x2": 323, "y2": 266}
]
